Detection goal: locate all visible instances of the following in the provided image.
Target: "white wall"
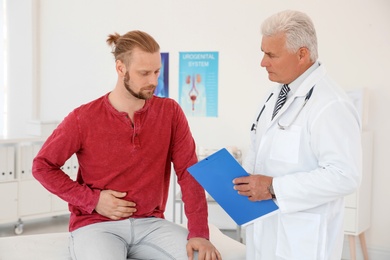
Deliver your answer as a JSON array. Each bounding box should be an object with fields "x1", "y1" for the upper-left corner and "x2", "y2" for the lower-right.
[
  {"x1": 6, "y1": 0, "x2": 390, "y2": 257},
  {"x1": 0, "y1": 0, "x2": 5, "y2": 136},
  {"x1": 5, "y1": 0, "x2": 35, "y2": 138}
]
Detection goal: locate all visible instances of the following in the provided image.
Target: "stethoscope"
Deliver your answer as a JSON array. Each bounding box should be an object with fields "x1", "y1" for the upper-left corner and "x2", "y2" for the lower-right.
[{"x1": 251, "y1": 85, "x2": 315, "y2": 132}]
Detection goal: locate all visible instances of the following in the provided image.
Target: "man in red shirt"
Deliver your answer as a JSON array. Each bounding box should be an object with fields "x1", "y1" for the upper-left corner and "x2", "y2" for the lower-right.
[{"x1": 33, "y1": 30, "x2": 221, "y2": 260}]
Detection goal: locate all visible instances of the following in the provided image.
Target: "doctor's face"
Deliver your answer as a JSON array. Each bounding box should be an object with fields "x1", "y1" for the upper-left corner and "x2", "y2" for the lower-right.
[{"x1": 260, "y1": 33, "x2": 302, "y2": 85}]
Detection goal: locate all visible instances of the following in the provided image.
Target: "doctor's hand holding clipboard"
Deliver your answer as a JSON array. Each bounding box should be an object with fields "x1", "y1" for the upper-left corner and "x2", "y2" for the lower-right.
[{"x1": 233, "y1": 174, "x2": 275, "y2": 202}]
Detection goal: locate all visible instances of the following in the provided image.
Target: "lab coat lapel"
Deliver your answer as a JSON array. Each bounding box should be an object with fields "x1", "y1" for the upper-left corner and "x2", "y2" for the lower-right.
[{"x1": 264, "y1": 86, "x2": 281, "y2": 128}]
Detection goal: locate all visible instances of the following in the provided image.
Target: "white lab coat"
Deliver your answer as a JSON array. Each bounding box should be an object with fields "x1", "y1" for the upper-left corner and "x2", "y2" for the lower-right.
[{"x1": 243, "y1": 63, "x2": 362, "y2": 260}]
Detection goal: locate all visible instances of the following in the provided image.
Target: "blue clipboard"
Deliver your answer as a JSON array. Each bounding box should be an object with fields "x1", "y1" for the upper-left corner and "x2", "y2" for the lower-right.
[{"x1": 187, "y1": 148, "x2": 279, "y2": 226}]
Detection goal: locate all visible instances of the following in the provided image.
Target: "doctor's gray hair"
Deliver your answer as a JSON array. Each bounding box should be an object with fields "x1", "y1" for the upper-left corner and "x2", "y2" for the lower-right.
[{"x1": 261, "y1": 10, "x2": 318, "y2": 62}]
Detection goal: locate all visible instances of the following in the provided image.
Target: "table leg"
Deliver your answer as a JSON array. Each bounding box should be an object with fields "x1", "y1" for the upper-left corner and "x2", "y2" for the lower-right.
[
  {"x1": 349, "y1": 235, "x2": 356, "y2": 260},
  {"x1": 359, "y1": 232, "x2": 369, "y2": 260},
  {"x1": 236, "y1": 225, "x2": 242, "y2": 242}
]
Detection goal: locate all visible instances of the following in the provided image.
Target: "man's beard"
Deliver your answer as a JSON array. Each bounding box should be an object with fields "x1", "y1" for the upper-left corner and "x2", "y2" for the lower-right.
[{"x1": 124, "y1": 72, "x2": 155, "y2": 100}]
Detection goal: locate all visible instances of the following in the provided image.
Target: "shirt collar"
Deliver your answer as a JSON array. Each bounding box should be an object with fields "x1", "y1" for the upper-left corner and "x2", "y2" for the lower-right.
[{"x1": 287, "y1": 61, "x2": 320, "y2": 97}]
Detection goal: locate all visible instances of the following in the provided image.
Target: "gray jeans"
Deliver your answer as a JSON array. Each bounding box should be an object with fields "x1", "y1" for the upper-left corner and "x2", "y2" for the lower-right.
[{"x1": 69, "y1": 218, "x2": 196, "y2": 260}]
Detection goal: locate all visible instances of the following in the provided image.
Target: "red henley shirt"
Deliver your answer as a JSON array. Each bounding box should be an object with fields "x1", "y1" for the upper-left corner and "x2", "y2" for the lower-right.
[{"x1": 32, "y1": 93, "x2": 209, "y2": 239}]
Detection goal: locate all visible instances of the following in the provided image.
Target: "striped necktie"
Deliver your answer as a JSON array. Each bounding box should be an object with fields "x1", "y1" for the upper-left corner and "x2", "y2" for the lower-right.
[{"x1": 272, "y1": 84, "x2": 290, "y2": 120}]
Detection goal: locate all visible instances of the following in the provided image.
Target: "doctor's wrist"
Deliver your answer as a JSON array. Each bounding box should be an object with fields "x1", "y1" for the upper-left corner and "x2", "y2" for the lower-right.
[{"x1": 268, "y1": 182, "x2": 276, "y2": 199}]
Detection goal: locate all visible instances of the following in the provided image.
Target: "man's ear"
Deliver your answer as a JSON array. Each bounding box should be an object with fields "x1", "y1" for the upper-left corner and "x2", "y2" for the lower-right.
[
  {"x1": 298, "y1": 47, "x2": 310, "y2": 62},
  {"x1": 116, "y1": 60, "x2": 127, "y2": 77}
]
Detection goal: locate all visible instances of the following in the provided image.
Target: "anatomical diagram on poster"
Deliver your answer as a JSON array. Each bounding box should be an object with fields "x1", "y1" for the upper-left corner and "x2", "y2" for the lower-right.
[{"x1": 179, "y1": 52, "x2": 219, "y2": 117}]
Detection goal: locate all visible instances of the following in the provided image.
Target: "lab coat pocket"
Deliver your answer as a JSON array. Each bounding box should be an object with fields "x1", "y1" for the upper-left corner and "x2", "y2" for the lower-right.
[
  {"x1": 276, "y1": 212, "x2": 321, "y2": 260},
  {"x1": 270, "y1": 125, "x2": 301, "y2": 164}
]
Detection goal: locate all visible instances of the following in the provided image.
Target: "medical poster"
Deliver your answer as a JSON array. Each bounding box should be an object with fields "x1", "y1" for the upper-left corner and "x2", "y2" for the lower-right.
[
  {"x1": 154, "y1": 52, "x2": 169, "y2": 98},
  {"x1": 179, "y1": 51, "x2": 219, "y2": 117}
]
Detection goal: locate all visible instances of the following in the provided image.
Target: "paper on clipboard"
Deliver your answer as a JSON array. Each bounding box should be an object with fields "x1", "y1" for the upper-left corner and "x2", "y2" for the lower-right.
[{"x1": 187, "y1": 148, "x2": 279, "y2": 226}]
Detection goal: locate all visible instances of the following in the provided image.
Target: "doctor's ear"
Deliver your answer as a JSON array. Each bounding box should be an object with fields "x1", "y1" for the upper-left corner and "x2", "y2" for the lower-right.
[
  {"x1": 116, "y1": 60, "x2": 127, "y2": 77},
  {"x1": 298, "y1": 47, "x2": 310, "y2": 61}
]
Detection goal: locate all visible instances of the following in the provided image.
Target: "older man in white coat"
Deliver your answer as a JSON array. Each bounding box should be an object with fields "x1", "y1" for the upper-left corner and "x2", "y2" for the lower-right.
[{"x1": 233, "y1": 10, "x2": 362, "y2": 260}]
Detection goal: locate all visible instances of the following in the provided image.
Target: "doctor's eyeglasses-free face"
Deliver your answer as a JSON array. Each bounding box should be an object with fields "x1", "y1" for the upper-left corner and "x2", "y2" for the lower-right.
[{"x1": 251, "y1": 86, "x2": 315, "y2": 132}]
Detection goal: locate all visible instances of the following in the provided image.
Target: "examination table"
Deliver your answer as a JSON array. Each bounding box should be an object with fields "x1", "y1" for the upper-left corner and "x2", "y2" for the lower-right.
[{"x1": 0, "y1": 223, "x2": 246, "y2": 259}]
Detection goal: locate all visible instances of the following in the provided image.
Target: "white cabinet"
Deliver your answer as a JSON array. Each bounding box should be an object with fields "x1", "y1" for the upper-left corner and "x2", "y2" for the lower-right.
[
  {"x1": 0, "y1": 137, "x2": 78, "y2": 234},
  {"x1": 0, "y1": 182, "x2": 18, "y2": 223},
  {"x1": 0, "y1": 143, "x2": 18, "y2": 224},
  {"x1": 0, "y1": 145, "x2": 15, "y2": 181},
  {"x1": 19, "y1": 179, "x2": 52, "y2": 216},
  {"x1": 344, "y1": 131, "x2": 373, "y2": 260},
  {"x1": 18, "y1": 143, "x2": 41, "y2": 180}
]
